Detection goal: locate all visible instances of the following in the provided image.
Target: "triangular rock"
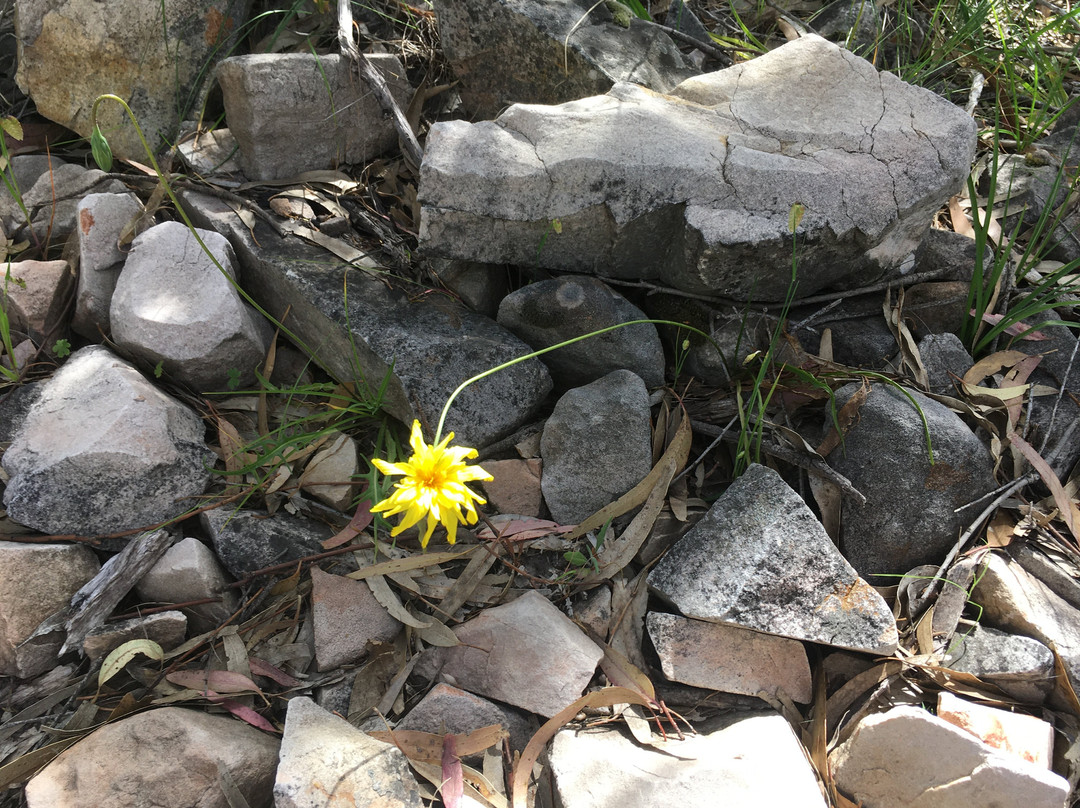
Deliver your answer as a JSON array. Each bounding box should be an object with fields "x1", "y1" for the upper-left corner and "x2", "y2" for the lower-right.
[{"x1": 648, "y1": 464, "x2": 897, "y2": 654}]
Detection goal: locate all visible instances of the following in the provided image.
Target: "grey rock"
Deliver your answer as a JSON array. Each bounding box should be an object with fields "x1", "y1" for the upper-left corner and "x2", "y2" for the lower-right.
[
  {"x1": 429, "y1": 259, "x2": 510, "y2": 318},
  {"x1": 434, "y1": 590, "x2": 603, "y2": 717},
  {"x1": 943, "y1": 623, "x2": 1054, "y2": 704},
  {"x1": 397, "y1": 682, "x2": 535, "y2": 755},
  {"x1": 434, "y1": 0, "x2": 698, "y2": 120},
  {"x1": 310, "y1": 567, "x2": 401, "y2": 671},
  {"x1": 647, "y1": 611, "x2": 812, "y2": 702},
  {"x1": 111, "y1": 220, "x2": 272, "y2": 392},
  {"x1": 648, "y1": 463, "x2": 898, "y2": 654},
  {"x1": 176, "y1": 126, "x2": 244, "y2": 176},
  {"x1": 82, "y1": 611, "x2": 188, "y2": 661},
  {"x1": 136, "y1": 537, "x2": 239, "y2": 634},
  {"x1": 25, "y1": 707, "x2": 279, "y2": 808},
  {"x1": 0, "y1": 156, "x2": 124, "y2": 242},
  {"x1": 918, "y1": 332, "x2": 973, "y2": 395},
  {"x1": 913, "y1": 226, "x2": 992, "y2": 283},
  {"x1": 0, "y1": 381, "x2": 42, "y2": 444},
  {"x1": 0, "y1": 541, "x2": 100, "y2": 677},
  {"x1": 1, "y1": 259, "x2": 73, "y2": 346},
  {"x1": 550, "y1": 712, "x2": 828, "y2": 808},
  {"x1": 825, "y1": 382, "x2": 996, "y2": 580},
  {"x1": 1013, "y1": 542, "x2": 1080, "y2": 611},
  {"x1": 201, "y1": 507, "x2": 331, "y2": 580},
  {"x1": 180, "y1": 189, "x2": 552, "y2": 448},
  {"x1": 971, "y1": 552, "x2": 1080, "y2": 694},
  {"x1": 216, "y1": 53, "x2": 408, "y2": 181},
  {"x1": 813, "y1": 0, "x2": 881, "y2": 54},
  {"x1": 2, "y1": 345, "x2": 213, "y2": 536},
  {"x1": 541, "y1": 369, "x2": 653, "y2": 524},
  {"x1": 73, "y1": 192, "x2": 147, "y2": 339},
  {"x1": 997, "y1": 153, "x2": 1080, "y2": 263},
  {"x1": 831, "y1": 705, "x2": 1070, "y2": 808},
  {"x1": 274, "y1": 697, "x2": 424, "y2": 808},
  {"x1": 498, "y1": 275, "x2": 665, "y2": 388},
  {"x1": 420, "y1": 35, "x2": 975, "y2": 302},
  {"x1": 15, "y1": 0, "x2": 252, "y2": 161}
]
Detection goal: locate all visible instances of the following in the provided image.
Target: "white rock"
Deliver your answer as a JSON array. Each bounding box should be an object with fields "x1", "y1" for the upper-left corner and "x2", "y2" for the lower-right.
[
  {"x1": 274, "y1": 696, "x2": 424, "y2": 808},
  {"x1": 550, "y1": 712, "x2": 827, "y2": 808},
  {"x1": 831, "y1": 705, "x2": 1069, "y2": 808},
  {"x1": 73, "y1": 192, "x2": 146, "y2": 338},
  {"x1": 937, "y1": 691, "x2": 1053, "y2": 769},
  {"x1": 136, "y1": 537, "x2": 238, "y2": 634}
]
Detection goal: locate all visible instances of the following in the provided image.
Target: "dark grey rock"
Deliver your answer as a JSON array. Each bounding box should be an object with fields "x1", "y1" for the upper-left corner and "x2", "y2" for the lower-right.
[
  {"x1": 824, "y1": 382, "x2": 996, "y2": 580},
  {"x1": 943, "y1": 623, "x2": 1054, "y2": 704},
  {"x1": 918, "y1": 332, "x2": 973, "y2": 395},
  {"x1": 498, "y1": 275, "x2": 665, "y2": 388},
  {"x1": 2, "y1": 346, "x2": 213, "y2": 536},
  {"x1": 541, "y1": 369, "x2": 653, "y2": 524},
  {"x1": 180, "y1": 189, "x2": 552, "y2": 448},
  {"x1": 201, "y1": 508, "x2": 332, "y2": 579},
  {"x1": 1013, "y1": 543, "x2": 1080, "y2": 611},
  {"x1": 912, "y1": 227, "x2": 990, "y2": 284},
  {"x1": 434, "y1": 0, "x2": 698, "y2": 119},
  {"x1": 648, "y1": 464, "x2": 898, "y2": 654}
]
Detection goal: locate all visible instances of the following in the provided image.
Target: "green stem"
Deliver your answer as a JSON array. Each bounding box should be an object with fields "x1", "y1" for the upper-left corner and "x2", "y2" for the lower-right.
[{"x1": 434, "y1": 318, "x2": 722, "y2": 442}]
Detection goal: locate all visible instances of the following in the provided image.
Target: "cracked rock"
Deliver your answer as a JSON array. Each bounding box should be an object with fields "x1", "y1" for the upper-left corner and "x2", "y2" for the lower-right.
[{"x1": 420, "y1": 35, "x2": 975, "y2": 302}]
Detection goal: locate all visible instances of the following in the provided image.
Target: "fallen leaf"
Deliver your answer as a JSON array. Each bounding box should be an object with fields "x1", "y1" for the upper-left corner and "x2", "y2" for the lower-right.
[
  {"x1": 165, "y1": 669, "x2": 264, "y2": 696},
  {"x1": 368, "y1": 725, "x2": 508, "y2": 762},
  {"x1": 442, "y1": 733, "x2": 464, "y2": 808},
  {"x1": 99, "y1": 639, "x2": 164, "y2": 688}
]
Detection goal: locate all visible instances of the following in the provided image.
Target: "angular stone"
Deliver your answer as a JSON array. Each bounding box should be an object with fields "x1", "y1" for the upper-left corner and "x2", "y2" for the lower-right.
[
  {"x1": 15, "y1": 0, "x2": 252, "y2": 161},
  {"x1": 648, "y1": 463, "x2": 898, "y2": 654},
  {"x1": 541, "y1": 370, "x2": 653, "y2": 524},
  {"x1": 136, "y1": 537, "x2": 239, "y2": 634},
  {"x1": 110, "y1": 220, "x2": 271, "y2": 392},
  {"x1": 497, "y1": 275, "x2": 665, "y2": 389},
  {"x1": 436, "y1": 590, "x2": 603, "y2": 717},
  {"x1": 201, "y1": 508, "x2": 331, "y2": 580},
  {"x1": 82, "y1": 611, "x2": 188, "y2": 661},
  {"x1": 550, "y1": 712, "x2": 827, "y2": 808},
  {"x1": 0, "y1": 156, "x2": 125, "y2": 241},
  {"x1": 180, "y1": 189, "x2": 552, "y2": 448},
  {"x1": 918, "y1": 332, "x2": 973, "y2": 396},
  {"x1": 1013, "y1": 542, "x2": 1080, "y2": 611},
  {"x1": 298, "y1": 432, "x2": 358, "y2": 512},
  {"x1": 479, "y1": 458, "x2": 543, "y2": 517},
  {"x1": 943, "y1": 623, "x2": 1054, "y2": 704},
  {"x1": 73, "y1": 192, "x2": 146, "y2": 338},
  {"x1": 434, "y1": 0, "x2": 697, "y2": 120},
  {"x1": 24, "y1": 707, "x2": 279, "y2": 808},
  {"x1": 419, "y1": 36, "x2": 975, "y2": 302},
  {"x1": 831, "y1": 706, "x2": 1069, "y2": 808},
  {"x1": 310, "y1": 567, "x2": 401, "y2": 671},
  {"x1": 937, "y1": 691, "x2": 1053, "y2": 769},
  {"x1": 1, "y1": 259, "x2": 73, "y2": 345},
  {"x1": 825, "y1": 382, "x2": 996, "y2": 580},
  {"x1": 176, "y1": 126, "x2": 244, "y2": 176},
  {"x1": 274, "y1": 697, "x2": 423, "y2": 808},
  {"x1": 396, "y1": 682, "x2": 535, "y2": 755},
  {"x1": 217, "y1": 53, "x2": 408, "y2": 181},
  {"x1": 647, "y1": 611, "x2": 812, "y2": 703},
  {"x1": 2, "y1": 345, "x2": 213, "y2": 535},
  {"x1": 971, "y1": 552, "x2": 1080, "y2": 694},
  {"x1": 0, "y1": 542, "x2": 100, "y2": 677}
]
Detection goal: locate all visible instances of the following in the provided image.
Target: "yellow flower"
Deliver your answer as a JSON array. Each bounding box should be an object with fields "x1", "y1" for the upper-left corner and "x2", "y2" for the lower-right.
[{"x1": 371, "y1": 421, "x2": 493, "y2": 549}]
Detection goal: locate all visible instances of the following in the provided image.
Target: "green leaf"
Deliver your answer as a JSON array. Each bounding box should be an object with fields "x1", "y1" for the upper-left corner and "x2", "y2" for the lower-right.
[
  {"x1": 52, "y1": 339, "x2": 71, "y2": 358},
  {"x1": 0, "y1": 116, "x2": 22, "y2": 142},
  {"x1": 563, "y1": 550, "x2": 589, "y2": 567},
  {"x1": 90, "y1": 126, "x2": 113, "y2": 172},
  {"x1": 99, "y1": 639, "x2": 164, "y2": 687},
  {"x1": 153, "y1": 360, "x2": 164, "y2": 378},
  {"x1": 788, "y1": 202, "x2": 806, "y2": 233}
]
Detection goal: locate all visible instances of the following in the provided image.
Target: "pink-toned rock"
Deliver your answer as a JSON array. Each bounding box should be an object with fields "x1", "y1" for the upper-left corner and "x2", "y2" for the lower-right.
[
  {"x1": 2, "y1": 259, "x2": 73, "y2": 344},
  {"x1": 310, "y1": 567, "x2": 401, "y2": 671},
  {"x1": 937, "y1": 691, "x2": 1053, "y2": 768},
  {"x1": 437, "y1": 590, "x2": 603, "y2": 717},
  {"x1": 24, "y1": 707, "x2": 279, "y2": 808},
  {"x1": 397, "y1": 682, "x2": 535, "y2": 754},
  {"x1": 481, "y1": 458, "x2": 543, "y2": 517},
  {"x1": 647, "y1": 611, "x2": 812, "y2": 703},
  {"x1": 0, "y1": 541, "x2": 100, "y2": 677}
]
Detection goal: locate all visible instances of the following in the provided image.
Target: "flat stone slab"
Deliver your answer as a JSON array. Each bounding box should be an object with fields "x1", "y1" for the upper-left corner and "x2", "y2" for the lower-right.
[
  {"x1": 647, "y1": 611, "x2": 812, "y2": 702},
  {"x1": 831, "y1": 705, "x2": 1069, "y2": 808},
  {"x1": 419, "y1": 35, "x2": 975, "y2": 302},
  {"x1": 648, "y1": 463, "x2": 898, "y2": 654},
  {"x1": 550, "y1": 712, "x2": 828, "y2": 808},
  {"x1": 435, "y1": 590, "x2": 603, "y2": 717},
  {"x1": 180, "y1": 189, "x2": 551, "y2": 448}
]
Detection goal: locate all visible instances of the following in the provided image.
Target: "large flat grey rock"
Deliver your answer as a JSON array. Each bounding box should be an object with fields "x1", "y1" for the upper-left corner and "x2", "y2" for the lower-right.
[
  {"x1": 648, "y1": 463, "x2": 898, "y2": 654},
  {"x1": 419, "y1": 35, "x2": 975, "y2": 302},
  {"x1": 180, "y1": 189, "x2": 551, "y2": 448}
]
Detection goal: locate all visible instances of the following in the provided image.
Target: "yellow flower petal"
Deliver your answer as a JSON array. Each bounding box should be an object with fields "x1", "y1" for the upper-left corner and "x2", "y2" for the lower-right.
[{"x1": 371, "y1": 420, "x2": 492, "y2": 550}]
